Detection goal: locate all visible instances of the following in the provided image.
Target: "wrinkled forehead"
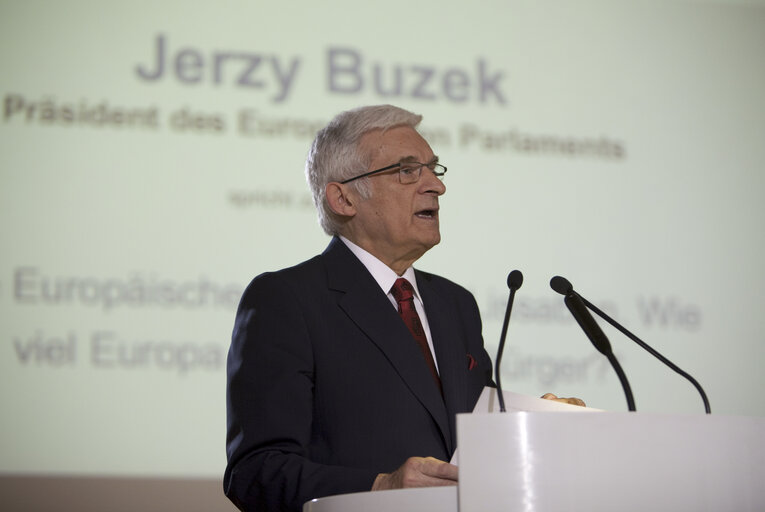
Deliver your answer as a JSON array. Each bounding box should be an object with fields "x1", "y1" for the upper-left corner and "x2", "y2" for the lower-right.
[{"x1": 359, "y1": 125, "x2": 435, "y2": 166}]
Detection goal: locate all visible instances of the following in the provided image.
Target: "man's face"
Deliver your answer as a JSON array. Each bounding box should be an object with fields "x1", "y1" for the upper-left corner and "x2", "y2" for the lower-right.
[{"x1": 348, "y1": 125, "x2": 446, "y2": 272}]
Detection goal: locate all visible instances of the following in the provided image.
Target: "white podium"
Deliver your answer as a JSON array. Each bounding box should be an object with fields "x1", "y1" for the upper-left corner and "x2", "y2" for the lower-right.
[
  {"x1": 305, "y1": 389, "x2": 765, "y2": 511},
  {"x1": 458, "y1": 409, "x2": 765, "y2": 512}
]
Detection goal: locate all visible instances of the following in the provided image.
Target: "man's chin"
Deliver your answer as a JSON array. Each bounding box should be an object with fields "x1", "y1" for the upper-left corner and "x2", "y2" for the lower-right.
[{"x1": 422, "y1": 233, "x2": 441, "y2": 251}]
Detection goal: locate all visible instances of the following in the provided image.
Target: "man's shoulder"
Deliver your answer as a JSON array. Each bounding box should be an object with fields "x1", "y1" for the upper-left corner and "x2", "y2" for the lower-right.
[
  {"x1": 245, "y1": 252, "x2": 325, "y2": 290},
  {"x1": 415, "y1": 269, "x2": 475, "y2": 301},
  {"x1": 241, "y1": 237, "x2": 355, "y2": 294}
]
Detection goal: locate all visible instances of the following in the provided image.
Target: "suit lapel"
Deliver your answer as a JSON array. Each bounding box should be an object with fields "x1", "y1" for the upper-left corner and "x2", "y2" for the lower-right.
[
  {"x1": 416, "y1": 270, "x2": 470, "y2": 448},
  {"x1": 322, "y1": 238, "x2": 452, "y2": 454}
]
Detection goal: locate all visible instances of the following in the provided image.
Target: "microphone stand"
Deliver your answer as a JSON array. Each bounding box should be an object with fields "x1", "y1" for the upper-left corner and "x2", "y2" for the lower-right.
[
  {"x1": 562, "y1": 291, "x2": 636, "y2": 412},
  {"x1": 495, "y1": 270, "x2": 523, "y2": 412},
  {"x1": 580, "y1": 295, "x2": 711, "y2": 414}
]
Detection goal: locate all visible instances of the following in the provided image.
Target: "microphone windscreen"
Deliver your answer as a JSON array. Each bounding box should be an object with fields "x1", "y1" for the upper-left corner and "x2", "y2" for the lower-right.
[
  {"x1": 507, "y1": 270, "x2": 524, "y2": 290},
  {"x1": 550, "y1": 275, "x2": 572, "y2": 295}
]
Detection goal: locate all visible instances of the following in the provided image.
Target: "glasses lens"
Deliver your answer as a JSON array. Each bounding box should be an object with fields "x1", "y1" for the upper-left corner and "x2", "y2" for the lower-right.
[
  {"x1": 398, "y1": 164, "x2": 422, "y2": 184},
  {"x1": 396, "y1": 163, "x2": 446, "y2": 183}
]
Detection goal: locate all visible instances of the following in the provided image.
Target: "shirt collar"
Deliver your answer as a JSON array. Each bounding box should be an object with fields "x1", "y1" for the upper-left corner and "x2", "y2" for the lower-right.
[{"x1": 339, "y1": 236, "x2": 422, "y2": 300}]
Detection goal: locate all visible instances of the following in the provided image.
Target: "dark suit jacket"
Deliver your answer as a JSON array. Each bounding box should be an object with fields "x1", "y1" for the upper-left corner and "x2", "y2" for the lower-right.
[{"x1": 224, "y1": 237, "x2": 492, "y2": 511}]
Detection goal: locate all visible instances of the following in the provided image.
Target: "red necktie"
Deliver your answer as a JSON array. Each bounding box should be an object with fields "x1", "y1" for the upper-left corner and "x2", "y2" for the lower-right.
[{"x1": 390, "y1": 278, "x2": 442, "y2": 394}]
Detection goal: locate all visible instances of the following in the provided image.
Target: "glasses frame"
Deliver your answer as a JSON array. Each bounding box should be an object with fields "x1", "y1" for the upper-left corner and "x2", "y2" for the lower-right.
[{"x1": 339, "y1": 161, "x2": 447, "y2": 185}]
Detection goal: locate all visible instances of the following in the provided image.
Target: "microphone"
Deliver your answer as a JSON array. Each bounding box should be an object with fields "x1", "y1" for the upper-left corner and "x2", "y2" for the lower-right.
[
  {"x1": 551, "y1": 276, "x2": 636, "y2": 412},
  {"x1": 553, "y1": 277, "x2": 711, "y2": 414},
  {"x1": 495, "y1": 270, "x2": 523, "y2": 412}
]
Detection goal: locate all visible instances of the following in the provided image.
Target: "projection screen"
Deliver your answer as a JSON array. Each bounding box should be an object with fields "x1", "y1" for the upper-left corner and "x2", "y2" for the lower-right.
[{"x1": 1, "y1": 0, "x2": 764, "y2": 509}]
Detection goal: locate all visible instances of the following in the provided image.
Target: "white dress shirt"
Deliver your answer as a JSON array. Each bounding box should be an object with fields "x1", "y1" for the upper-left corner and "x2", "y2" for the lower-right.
[{"x1": 339, "y1": 236, "x2": 439, "y2": 372}]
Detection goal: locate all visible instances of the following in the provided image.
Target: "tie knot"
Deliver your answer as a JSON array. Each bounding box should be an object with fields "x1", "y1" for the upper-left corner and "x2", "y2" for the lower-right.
[{"x1": 391, "y1": 278, "x2": 414, "y2": 302}]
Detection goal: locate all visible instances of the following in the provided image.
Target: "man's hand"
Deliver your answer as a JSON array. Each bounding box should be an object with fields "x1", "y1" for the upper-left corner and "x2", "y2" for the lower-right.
[
  {"x1": 371, "y1": 457, "x2": 458, "y2": 491},
  {"x1": 541, "y1": 393, "x2": 586, "y2": 407}
]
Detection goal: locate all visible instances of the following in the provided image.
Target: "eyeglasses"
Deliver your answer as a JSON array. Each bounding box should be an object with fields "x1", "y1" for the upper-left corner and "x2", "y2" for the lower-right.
[{"x1": 339, "y1": 161, "x2": 447, "y2": 185}]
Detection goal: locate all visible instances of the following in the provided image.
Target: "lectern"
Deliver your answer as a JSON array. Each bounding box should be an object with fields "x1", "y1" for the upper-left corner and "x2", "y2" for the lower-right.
[{"x1": 305, "y1": 389, "x2": 765, "y2": 511}]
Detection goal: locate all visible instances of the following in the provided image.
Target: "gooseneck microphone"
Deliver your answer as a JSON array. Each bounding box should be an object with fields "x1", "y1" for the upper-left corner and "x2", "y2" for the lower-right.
[
  {"x1": 553, "y1": 277, "x2": 711, "y2": 414},
  {"x1": 551, "y1": 276, "x2": 636, "y2": 412},
  {"x1": 495, "y1": 270, "x2": 523, "y2": 412}
]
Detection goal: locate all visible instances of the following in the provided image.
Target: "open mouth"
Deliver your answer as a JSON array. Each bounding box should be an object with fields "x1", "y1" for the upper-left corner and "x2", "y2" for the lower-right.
[{"x1": 415, "y1": 209, "x2": 438, "y2": 219}]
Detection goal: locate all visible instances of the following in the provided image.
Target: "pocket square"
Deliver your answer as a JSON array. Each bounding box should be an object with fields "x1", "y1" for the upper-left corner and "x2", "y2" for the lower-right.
[{"x1": 467, "y1": 353, "x2": 478, "y2": 370}]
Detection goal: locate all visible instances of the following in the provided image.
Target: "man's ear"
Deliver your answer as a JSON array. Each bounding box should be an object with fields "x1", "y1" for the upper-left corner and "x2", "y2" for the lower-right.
[{"x1": 325, "y1": 182, "x2": 357, "y2": 217}]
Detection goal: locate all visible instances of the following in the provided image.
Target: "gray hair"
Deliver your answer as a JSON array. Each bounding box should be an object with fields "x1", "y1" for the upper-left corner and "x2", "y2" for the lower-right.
[{"x1": 305, "y1": 105, "x2": 423, "y2": 235}]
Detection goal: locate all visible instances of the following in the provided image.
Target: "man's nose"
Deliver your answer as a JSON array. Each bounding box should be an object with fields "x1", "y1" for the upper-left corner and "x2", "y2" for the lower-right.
[{"x1": 421, "y1": 168, "x2": 446, "y2": 195}]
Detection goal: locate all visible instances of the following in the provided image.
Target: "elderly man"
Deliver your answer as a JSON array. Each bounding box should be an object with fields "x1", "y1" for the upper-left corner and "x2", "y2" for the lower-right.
[{"x1": 224, "y1": 105, "x2": 576, "y2": 512}]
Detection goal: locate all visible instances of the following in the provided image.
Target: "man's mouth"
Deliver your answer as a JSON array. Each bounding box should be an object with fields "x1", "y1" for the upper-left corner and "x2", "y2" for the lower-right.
[{"x1": 415, "y1": 208, "x2": 439, "y2": 219}]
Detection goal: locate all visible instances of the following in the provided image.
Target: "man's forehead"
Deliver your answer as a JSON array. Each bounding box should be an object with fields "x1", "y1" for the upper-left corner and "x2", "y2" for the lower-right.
[
  {"x1": 399, "y1": 154, "x2": 440, "y2": 164},
  {"x1": 361, "y1": 126, "x2": 434, "y2": 161}
]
